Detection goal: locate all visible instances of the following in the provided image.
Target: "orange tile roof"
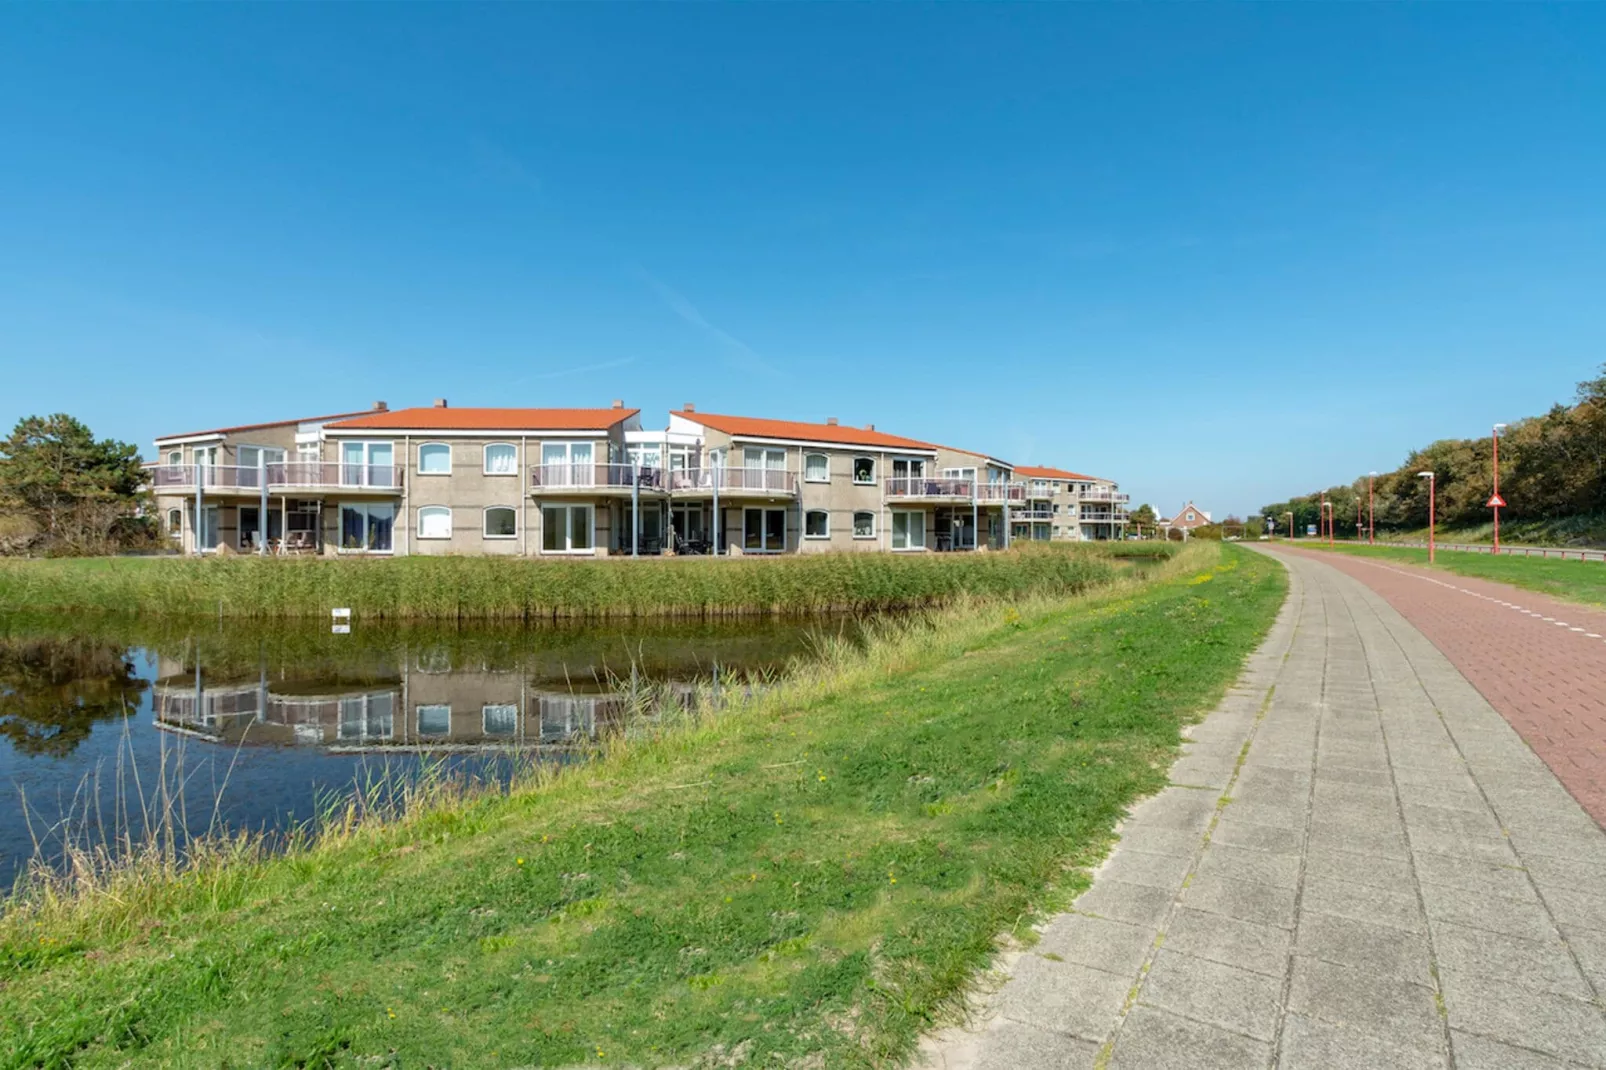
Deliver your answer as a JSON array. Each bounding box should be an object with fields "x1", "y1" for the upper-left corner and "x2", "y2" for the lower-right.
[
  {"x1": 931, "y1": 442, "x2": 1014, "y2": 468},
  {"x1": 325, "y1": 407, "x2": 638, "y2": 432},
  {"x1": 154, "y1": 409, "x2": 379, "y2": 443},
  {"x1": 683, "y1": 412, "x2": 938, "y2": 451},
  {"x1": 1014, "y1": 465, "x2": 1104, "y2": 482}
]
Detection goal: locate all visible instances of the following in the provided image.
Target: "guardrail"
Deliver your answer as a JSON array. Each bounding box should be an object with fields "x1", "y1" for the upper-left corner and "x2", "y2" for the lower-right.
[
  {"x1": 149, "y1": 463, "x2": 403, "y2": 491},
  {"x1": 884, "y1": 476, "x2": 974, "y2": 499},
  {"x1": 974, "y1": 482, "x2": 1027, "y2": 503},
  {"x1": 532, "y1": 463, "x2": 665, "y2": 491},
  {"x1": 1358, "y1": 540, "x2": 1606, "y2": 563},
  {"x1": 666, "y1": 467, "x2": 798, "y2": 495}
]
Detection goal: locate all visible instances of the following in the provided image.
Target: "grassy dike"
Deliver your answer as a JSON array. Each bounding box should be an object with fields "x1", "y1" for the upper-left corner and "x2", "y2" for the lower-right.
[
  {"x1": 0, "y1": 544, "x2": 1285, "y2": 1068},
  {"x1": 1294, "y1": 541, "x2": 1606, "y2": 608},
  {"x1": 0, "y1": 545, "x2": 1162, "y2": 620}
]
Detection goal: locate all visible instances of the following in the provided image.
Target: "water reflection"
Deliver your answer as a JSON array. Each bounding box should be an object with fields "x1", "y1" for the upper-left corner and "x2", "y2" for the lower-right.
[
  {"x1": 0, "y1": 636, "x2": 148, "y2": 757},
  {"x1": 0, "y1": 615, "x2": 851, "y2": 881}
]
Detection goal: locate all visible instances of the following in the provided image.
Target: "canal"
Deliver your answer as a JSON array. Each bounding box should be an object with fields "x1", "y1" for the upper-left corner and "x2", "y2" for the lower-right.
[{"x1": 0, "y1": 613, "x2": 864, "y2": 884}]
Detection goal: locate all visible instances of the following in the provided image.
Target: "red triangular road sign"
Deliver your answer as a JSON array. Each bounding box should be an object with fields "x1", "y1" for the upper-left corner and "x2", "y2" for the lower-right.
[{"x1": 1488, "y1": 494, "x2": 1506, "y2": 508}]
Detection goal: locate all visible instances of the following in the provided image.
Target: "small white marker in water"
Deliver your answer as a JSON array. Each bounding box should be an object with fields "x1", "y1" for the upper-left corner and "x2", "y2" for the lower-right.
[{"x1": 332, "y1": 607, "x2": 352, "y2": 635}]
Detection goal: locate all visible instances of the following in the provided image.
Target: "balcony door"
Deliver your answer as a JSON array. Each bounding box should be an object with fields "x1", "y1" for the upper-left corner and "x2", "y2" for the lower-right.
[
  {"x1": 541, "y1": 442, "x2": 594, "y2": 486},
  {"x1": 341, "y1": 441, "x2": 393, "y2": 487},
  {"x1": 741, "y1": 448, "x2": 785, "y2": 491}
]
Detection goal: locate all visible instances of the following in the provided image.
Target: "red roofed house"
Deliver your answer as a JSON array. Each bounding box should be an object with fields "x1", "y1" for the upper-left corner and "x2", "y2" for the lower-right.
[{"x1": 1159, "y1": 501, "x2": 1212, "y2": 538}]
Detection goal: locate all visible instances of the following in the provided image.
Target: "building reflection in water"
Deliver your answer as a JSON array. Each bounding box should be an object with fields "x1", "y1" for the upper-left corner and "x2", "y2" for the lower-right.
[{"x1": 151, "y1": 642, "x2": 754, "y2": 752}]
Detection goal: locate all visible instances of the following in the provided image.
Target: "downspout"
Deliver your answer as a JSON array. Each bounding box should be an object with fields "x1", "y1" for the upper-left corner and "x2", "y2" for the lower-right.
[
  {"x1": 258, "y1": 455, "x2": 268, "y2": 555},
  {"x1": 520, "y1": 435, "x2": 528, "y2": 556},
  {"x1": 402, "y1": 435, "x2": 410, "y2": 556}
]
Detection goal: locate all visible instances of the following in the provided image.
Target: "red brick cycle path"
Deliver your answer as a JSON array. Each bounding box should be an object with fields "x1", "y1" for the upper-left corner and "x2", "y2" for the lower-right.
[{"x1": 1268, "y1": 545, "x2": 1606, "y2": 827}]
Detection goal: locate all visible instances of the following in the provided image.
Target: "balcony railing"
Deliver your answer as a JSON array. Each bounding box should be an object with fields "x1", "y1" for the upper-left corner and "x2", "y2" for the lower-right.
[
  {"x1": 270, "y1": 461, "x2": 401, "y2": 490},
  {"x1": 666, "y1": 466, "x2": 797, "y2": 495},
  {"x1": 884, "y1": 476, "x2": 974, "y2": 499},
  {"x1": 149, "y1": 463, "x2": 402, "y2": 492},
  {"x1": 1080, "y1": 488, "x2": 1130, "y2": 504},
  {"x1": 1014, "y1": 508, "x2": 1054, "y2": 521},
  {"x1": 974, "y1": 482, "x2": 1027, "y2": 503},
  {"x1": 532, "y1": 463, "x2": 665, "y2": 492},
  {"x1": 150, "y1": 464, "x2": 263, "y2": 491}
]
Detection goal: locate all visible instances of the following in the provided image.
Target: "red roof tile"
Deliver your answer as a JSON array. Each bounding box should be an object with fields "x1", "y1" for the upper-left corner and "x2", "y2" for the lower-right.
[
  {"x1": 682, "y1": 412, "x2": 937, "y2": 451},
  {"x1": 154, "y1": 409, "x2": 379, "y2": 443},
  {"x1": 1014, "y1": 465, "x2": 1105, "y2": 482},
  {"x1": 325, "y1": 407, "x2": 638, "y2": 432}
]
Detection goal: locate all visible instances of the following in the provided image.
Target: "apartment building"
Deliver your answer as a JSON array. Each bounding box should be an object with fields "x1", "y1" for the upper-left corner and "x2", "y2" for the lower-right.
[
  {"x1": 150, "y1": 400, "x2": 1121, "y2": 556},
  {"x1": 1012, "y1": 466, "x2": 1131, "y2": 542},
  {"x1": 151, "y1": 400, "x2": 642, "y2": 555}
]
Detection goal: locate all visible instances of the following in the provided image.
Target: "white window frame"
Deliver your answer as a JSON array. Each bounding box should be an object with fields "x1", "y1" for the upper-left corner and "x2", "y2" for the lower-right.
[
  {"x1": 804, "y1": 453, "x2": 830, "y2": 483},
  {"x1": 418, "y1": 505, "x2": 453, "y2": 540},
  {"x1": 852, "y1": 510, "x2": 877, "y2": 539},
  {"x1": 340, "y1": 440, "x2": 395, "y2": 488},
  {"x1": 418, "y1": 442, "x2": 452, "y2": 476},
  {"x1": 852, "y1": 456, "x2": 875, "y2": 485},
  {"x1": 482, "y1": 703, "x2": 518, "y2": 737},
  {"x1": 483, "y1": 505, "x2": 518, "y2": 539},
  {"x1": 416, "y1": 704, "x2": 452, "y2": 736},
  {"x1": 1186, "y1": 511, "x2": 1196, "y2": 522},
  {"x1": 942, "y1": 466, "x2": 977, "y2": 480},
  {"x1": 165, "y1": 449, "x2": 181, "y2": 467},
  {"x1": 891, "y1": 509, "x2": 927, "y2": 551},
  {"x1": 166, "y1": 508, "x2": 182, "y2": 540},
  {"x1": 541, "y1": 502, "x2": 596, "y2": 554},
  {"x1": 483, "y1": 442, "x2": 518, "y2": 476},
  {"x1": 804, "y1": 509, "x2": 830, "y2": 539}
]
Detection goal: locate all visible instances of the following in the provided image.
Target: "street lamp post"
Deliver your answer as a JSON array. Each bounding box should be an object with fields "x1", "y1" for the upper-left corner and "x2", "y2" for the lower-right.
[
  {"x1": 1368, "y1": 472, "x2": 1378, "y2": 545},
  {"x1": 1491, "y1": 423, "x2": 1507, "y2": 555},
  {"x1": 1321, "y1": 500, "x2": 1333, "y2": 548},
  {"x1": 1418, "y1": 471, "x2": 1436, "y2": 564}
]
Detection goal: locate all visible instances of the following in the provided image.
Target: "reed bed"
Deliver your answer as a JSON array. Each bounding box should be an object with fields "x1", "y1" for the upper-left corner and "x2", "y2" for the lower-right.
[{"x1": 0, "y1": 544, "x2": 1120, "y2": 620}]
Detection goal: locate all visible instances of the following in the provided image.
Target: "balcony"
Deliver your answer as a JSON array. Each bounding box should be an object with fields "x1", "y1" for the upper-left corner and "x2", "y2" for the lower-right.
[
  {"x1": 884, "y1": 476, "x2": 974, "y2": 500},
  {"x1": 148, "y1": 463, "x2": 403, "y2": 495},
  {"x1": 1014, "y1": 508, "x2": 1054, "y2": 522},
  {"x1": 1080, "y1": 488, "x2": 1130, "y2": 504},
  {"x1": 532, "y1": 463, "x2": 665, "y2": 495},
  {"x1": 974, "y1": 482, "x2": 1027, "y2": 504},
  {"x1": 666, "y1": 466, "x2": 797, "y2": 498}
]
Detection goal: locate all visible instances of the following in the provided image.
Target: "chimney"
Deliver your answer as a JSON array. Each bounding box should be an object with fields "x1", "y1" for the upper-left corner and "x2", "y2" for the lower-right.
[
  {"x1": 433, "y1": 398, "x2": 448, "y2": 408},
  {"x1": 865, "y1": 423, "x2": 875, "y2": 431},
  {"x1": 611, "y1": 399, "x2": 624, "y2": 410},
  {"x1": 683, "y1": 402, "x2": 696, "y2": 413},
  {"x1": 826, "y1": 417, "x2": 839, "y2": 426},
  {"x1": 373, "y1": 400, "x2": 388, "y2": 411}
]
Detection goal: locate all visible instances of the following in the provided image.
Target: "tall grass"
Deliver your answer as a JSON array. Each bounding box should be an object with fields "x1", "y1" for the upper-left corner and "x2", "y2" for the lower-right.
[{"x1": 0, "y1": 545, "x2": 1122, "y2": 620}]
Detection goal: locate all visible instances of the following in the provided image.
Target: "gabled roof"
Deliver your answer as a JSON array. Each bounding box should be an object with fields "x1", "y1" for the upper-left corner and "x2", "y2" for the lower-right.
[
  {"x1": 1014, "y1": 465, "x2": 1103, "y2": 482},
  {"x1": 932, "y1": 443, "x2": 1014, "y2": 469},
  {"x1": 324, "y1": 407, "x2": 638, "y2": 432},
  {"x1": 154, "y1": 409, "x2": 377, "y2": 444},
  {"x1": 681, "y1": 412, "x2": 938, "y2": 452}
]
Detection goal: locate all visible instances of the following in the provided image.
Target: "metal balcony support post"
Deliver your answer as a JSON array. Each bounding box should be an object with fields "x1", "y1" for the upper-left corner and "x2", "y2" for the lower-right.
[
  {"x1": 259, "y1": 457, "x2": 268, "y2": 555},
  {"x1": 632, "y1": 464, "x2": 640, "y2": 558},
  {"x1": 195, "y1": 465, "x2": 205, "y2": 556},
  {"x1": 711, "y1": 460, "x2": 721, "y2": 557},
  {"x1": 1003, "y1": 499, "x2": 1011, "y2": 550}
]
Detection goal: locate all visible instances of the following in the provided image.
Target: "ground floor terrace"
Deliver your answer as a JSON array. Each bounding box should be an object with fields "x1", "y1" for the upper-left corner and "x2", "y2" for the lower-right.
[{"x1": 159, "y1": 493, "x2": 1021, "y2": 558}]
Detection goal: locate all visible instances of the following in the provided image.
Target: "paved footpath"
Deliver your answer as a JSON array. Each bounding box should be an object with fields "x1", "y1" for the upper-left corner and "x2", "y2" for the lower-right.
[
  {"x1": 1275, "y1": 545, "x2": 1606, "y2": 825},
  {"x1": 921, "y1": 547, "x2": 1606, "y2": 1069}
]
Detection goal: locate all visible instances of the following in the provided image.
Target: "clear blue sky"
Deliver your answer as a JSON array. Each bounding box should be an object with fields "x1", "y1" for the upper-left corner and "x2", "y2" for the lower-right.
[{"x1": 3, "y1": 5, "x2": 1602, "y2": 518}]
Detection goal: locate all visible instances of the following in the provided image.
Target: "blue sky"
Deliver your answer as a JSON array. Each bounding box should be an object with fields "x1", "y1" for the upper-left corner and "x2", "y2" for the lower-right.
[{"x1": 2, "y1": 5, "x2": 1602, "y2": 517}]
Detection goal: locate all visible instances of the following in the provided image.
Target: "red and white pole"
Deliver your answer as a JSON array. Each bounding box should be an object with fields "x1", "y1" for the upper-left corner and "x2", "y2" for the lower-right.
[
  {"x1": 1491, "y1": 424, "x2": 1505, "y2": 556},
  {"x1": 1418, "y1": 471, "x2": 1436, "y2": 564}
]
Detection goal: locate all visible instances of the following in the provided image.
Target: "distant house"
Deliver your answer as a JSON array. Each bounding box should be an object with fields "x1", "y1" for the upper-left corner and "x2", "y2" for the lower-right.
[{"x1": 1160, "y1": 501, "x2": 1212, "y2": 538}]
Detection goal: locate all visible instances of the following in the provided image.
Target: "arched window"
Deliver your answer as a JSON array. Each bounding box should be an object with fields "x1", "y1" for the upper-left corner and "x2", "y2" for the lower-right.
[
  {"x1": 418, "y1": 506, "x2": 452, "y2": 539},
  {"x1": 804, "y1": 453, "x2": 830, "y2": 483},
  {"x1": 852, "y1": 457, "x2": 875, "y2": 485},
  {"x1": 484, "y1": 443, "x2": 517, "y2": 475},
  {"x1": 805, "y1": 510, "x2": 829, "y2": 538},
  {"x1": 852, "y1": 511, "x2": 876, "y2": 538},
  {"x1": 418, "y1": 443, "x2": 451, "y2": 475},
  {"x1": 166, "y1": 508, "x2": 182, "y2": 538},
  {"x1": 483, "y1": 506, "x2": 517, "y2": 538}
]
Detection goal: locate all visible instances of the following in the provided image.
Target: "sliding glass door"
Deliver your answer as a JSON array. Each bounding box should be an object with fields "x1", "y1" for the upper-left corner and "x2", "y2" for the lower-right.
[
  {"x1": 541, "y1": 442, "x2": 595, "y2": 486},
  {"x1": 341, "y1": 442, "x2": 394, "y2": 487},
  {"x1": 340, "y1": 502, "x2": 394, "y2": 552},
  {"x1": 743, "y1": 508, "x2": 786, "y2": 553}
]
